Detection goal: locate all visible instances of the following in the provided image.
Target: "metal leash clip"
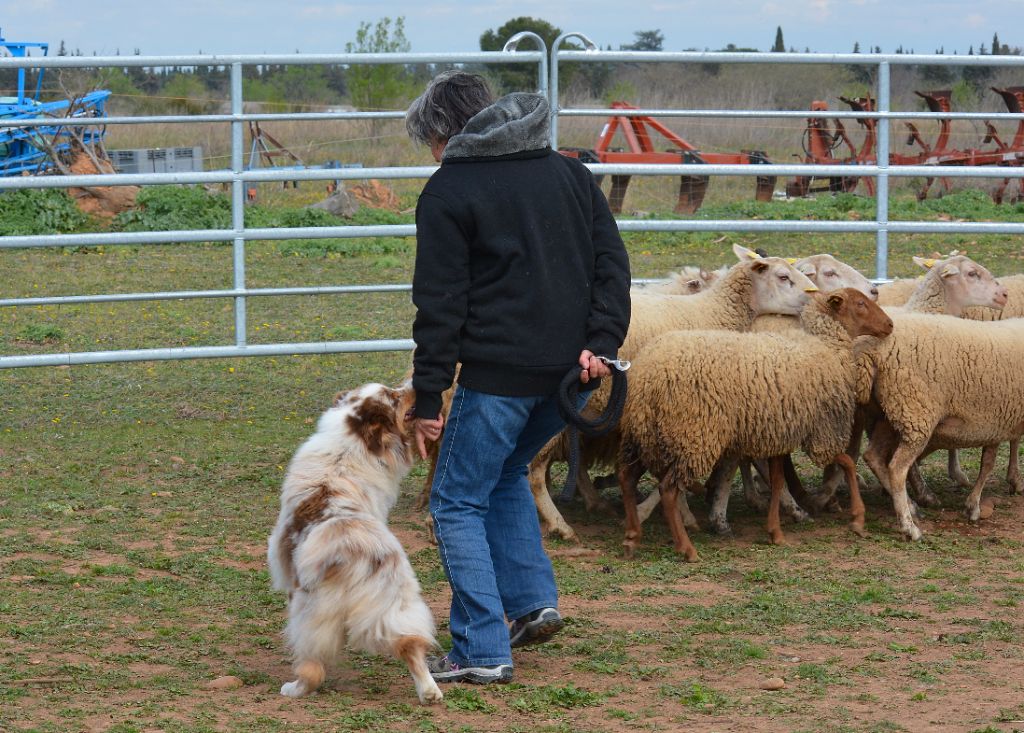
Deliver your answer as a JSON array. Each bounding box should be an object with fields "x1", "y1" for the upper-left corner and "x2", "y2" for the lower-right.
[{"x1": 596, "y1": 355, "x2": 631, "y2": 371}]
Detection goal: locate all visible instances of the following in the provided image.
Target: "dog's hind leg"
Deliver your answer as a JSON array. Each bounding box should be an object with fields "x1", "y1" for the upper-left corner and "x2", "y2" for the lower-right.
[
  {"x1": 395, "y1": 635, "x2": 443, "y2": 704},
  {"x1": 281, "y1": 659, "x2": 326, "y2": 698}
]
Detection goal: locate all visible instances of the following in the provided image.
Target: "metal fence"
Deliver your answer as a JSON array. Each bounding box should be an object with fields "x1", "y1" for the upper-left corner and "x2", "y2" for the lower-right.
[{"x1": 3, "y1": 38, "x2": 1024, "y2": 369}]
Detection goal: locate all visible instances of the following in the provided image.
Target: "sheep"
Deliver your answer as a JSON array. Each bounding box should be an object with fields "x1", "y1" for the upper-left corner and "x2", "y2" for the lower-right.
[
  {"x1": 641, "y1": 265, "x2": 728, "y2": 295},
  {"x1": 811, "y1": 254, "x2": 1010, "y2": 511},
  {"x1": 527, "y1": 244, "x2": 819, "y2": 541},
  {"x1": 876, "y1": 277, "x2": 922, "y2": 307},
  {"x1": 861, "y1": 313, "x2": 1024, "y2": 539},
  {"x1": 616, "y1": 288, "x2": 893, "y2": 560},
  {"x1": 717, "y1": 253, "x2": 882, "y2": 530}
]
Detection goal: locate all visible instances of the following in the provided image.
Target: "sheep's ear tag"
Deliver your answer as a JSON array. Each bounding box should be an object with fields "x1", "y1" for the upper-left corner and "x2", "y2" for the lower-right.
[
  {"x1": 785, "y1": 257, "x2": 798, "y2": 264},
  {"x1": 940, "y1": 263, "x2": 959, "y2": 278},
  {"x1": 746, "y1": 250, "x2": 761, "y2": 259},
  {"x1": 804, "y1": 286, "x2": 820, "y2": 293},
  {"x1": 913, "y1": 256, "x2": 936, "y2": 270}
]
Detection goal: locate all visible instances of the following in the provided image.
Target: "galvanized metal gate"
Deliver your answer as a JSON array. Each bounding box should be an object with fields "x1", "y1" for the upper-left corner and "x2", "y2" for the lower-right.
[{"x1": 2, "y1": 37, "x2": 1024, "y2": 369}]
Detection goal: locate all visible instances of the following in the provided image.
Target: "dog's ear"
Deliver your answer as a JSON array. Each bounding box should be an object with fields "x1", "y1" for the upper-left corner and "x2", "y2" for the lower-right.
[
  {"x1": 333, "y1": 390, "x2": 349, "y2": 407},
  {"x1": 347, "y1": 397, "x2": 399, "y2": 456}
]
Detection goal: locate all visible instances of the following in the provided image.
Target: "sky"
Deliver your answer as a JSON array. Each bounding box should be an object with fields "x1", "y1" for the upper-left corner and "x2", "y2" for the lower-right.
[{"x1": 0, "y1": 0, "x2": 1021, "y2": 58}]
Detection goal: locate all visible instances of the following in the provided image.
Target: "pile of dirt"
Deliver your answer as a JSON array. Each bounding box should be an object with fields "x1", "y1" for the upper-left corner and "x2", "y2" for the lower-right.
[
  {"x1": 347, "y1": 179, "x2": 401, "y2": 211},
  {"x1": 68, "y1": 153, "x2": 139, "y2": 219}
]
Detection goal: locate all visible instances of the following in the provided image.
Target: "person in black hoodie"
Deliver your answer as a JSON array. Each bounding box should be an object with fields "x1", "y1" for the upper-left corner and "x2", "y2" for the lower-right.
[{"x1": 405, "y1": 71, "x2": 630, "y2": 685}]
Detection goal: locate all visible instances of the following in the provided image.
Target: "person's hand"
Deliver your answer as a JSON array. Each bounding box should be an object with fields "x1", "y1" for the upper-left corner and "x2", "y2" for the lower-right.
[
  {"x1": 578, "y1": 349, "x2": 612, "y2": 384},
  {"x1": 407, "y1": 412, "x2": 444, "y2": 460}
]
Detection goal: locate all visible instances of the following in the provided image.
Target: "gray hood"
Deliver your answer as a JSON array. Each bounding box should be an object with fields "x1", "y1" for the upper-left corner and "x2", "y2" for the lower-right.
[{"x1": 442, "y1": 93, "x2": 550, "y2": 160}]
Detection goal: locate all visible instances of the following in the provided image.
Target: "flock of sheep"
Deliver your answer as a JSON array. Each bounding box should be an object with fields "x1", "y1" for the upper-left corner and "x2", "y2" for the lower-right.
[{"x1": 504, "y1": 244, "x2": 1024, "y2": 559}]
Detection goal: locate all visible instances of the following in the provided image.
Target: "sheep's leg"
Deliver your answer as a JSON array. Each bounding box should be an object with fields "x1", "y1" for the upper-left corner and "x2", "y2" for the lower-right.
[
  {"x1": 782, "y1": 455, "x2": 807, "y2": 505},
  {"x1": 834, "y1": 453, "x2": 866, "y2": 537},
  {"x1": 863, "y1": 420, "x2": 896, "y2": 494},
  {"x1": 618, "y1": 457, "x2": 645, "y2": 559},
  {"x1": 574, "y1": 467, "x2": 612, "y2": 515},
  {"x1": 947, "y1": 449, "x2": 972, "y2": 488},
  {"x1": 741, "y1": 459, "x2": 768, "y2": 512},
  {"x1": 751, "y1": 457, "x2": 808, "y2": 523},
  {"x1": 658, "y1": 474, "x2": 699, "y2": 562},
  {"x1": 636, "y1": 487, "x2": 698, "y2": 530},
  {"x1": 528, "y1": 454, "x2": 579, "y2": 543},
  {"x1": 965, "y1": 445, "x2": 998, "y2": 521},
  {"x1": 908, "y1": 461, "x2": 939, "y2": 508},
  {"x1": 707, "y1": 454, "x2": 739, "y2": 536},
  {"x1": 1007, "y1": 439, "x2": 1022, "y2": 494},
  {"x1": 766, "y1": 456, "x2": 787, "y2": 545},
  {"x1": 815, "y1": 412, "x2": 865, "y2": 512},
  {"x1": 886, "y1": 441, "x2": 925, "y2": 541}
]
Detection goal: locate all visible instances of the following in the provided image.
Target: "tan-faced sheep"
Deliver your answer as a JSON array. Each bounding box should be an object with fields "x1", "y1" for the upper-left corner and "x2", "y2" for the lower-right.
[
  {"x1": 861, "y1": 313, "x2": 1024, "y2": 539},
  {"x1": 617, "y1": 288, "x2": 893, "y2": 560},
  {"x1": 527, "y1": 245, "x2": 818, "y2": 541}
]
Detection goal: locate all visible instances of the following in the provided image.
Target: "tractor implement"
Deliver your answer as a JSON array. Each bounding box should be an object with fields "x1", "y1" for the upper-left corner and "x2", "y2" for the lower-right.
[
  {"x1": 787, "y1": 88, "x2": 1024, "y2": 204},
  {"x1": 559, "y1": 102, "x2": 776, "y2": 214}
]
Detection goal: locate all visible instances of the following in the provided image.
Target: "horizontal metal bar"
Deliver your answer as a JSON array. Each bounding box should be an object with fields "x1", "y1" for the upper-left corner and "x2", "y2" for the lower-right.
[
  {"x1": 561, "y1": 108, "x2": 1024, "y2": 121},
  {"x1": 0, "y1": 111, "x2": 409, "y2": 128},
  {"x1": 4, "y1": 159, "x2": 1024, "y2": 195},
  {"x1": 0, "y1": 339, "x2": 417, "y2": 369},
  {"x1": 614, "y1": 220, "x2": 1024, "y2": 235},
  {"x1": 0, "y1": 284, "x2": 413, "y2": 308},
  {"x1": 2, "y1": 278, "x2": 668, "y2": 308},
  {"x1": 0, "y1": 51, "x2": 543, "y2": 69},
  {"x1": 0, "y1": 224, "x2": 416, "y2": 249},
  {"x1": 0, "y1": 165, "x2": 437, "y2": 190},
  {"x1": 556, "y1": 50, "x2": 1024, "y2": 67}
]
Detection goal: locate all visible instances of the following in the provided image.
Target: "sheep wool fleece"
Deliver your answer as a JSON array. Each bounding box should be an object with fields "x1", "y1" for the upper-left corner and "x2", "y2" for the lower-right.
[{"x1": 411, "y1": 92, "x2": 631, "y2": 419}]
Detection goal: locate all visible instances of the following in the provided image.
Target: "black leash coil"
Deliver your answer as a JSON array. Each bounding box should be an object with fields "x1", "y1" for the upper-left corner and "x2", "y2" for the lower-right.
[{"x1": 556, "y1": 361, "x2": 629, "y2": 504}]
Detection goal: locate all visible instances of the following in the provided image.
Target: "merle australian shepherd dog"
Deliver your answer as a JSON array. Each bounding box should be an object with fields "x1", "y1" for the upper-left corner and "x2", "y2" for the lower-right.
[{"x1": 267, "y1": 383, "x2": 443, "y2": 704}]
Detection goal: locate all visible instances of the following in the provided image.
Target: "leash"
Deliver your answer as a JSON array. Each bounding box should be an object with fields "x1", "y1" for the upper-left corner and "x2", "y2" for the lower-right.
[{"x1": 556, "y1": 356, "x2": 630, "y2": 504}]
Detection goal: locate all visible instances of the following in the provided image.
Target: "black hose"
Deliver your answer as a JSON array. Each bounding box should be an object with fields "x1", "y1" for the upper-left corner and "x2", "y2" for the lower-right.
[{"x1": 555, "y1": 365, "x2": 628, "y2": 504}]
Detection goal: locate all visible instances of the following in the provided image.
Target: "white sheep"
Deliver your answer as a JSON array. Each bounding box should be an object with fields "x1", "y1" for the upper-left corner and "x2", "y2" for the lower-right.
[
  {"x1": 617, "y1": 288, "x2": 893, "y2": 559},
  {"x1": 641, "y1": 265, "x2": 728, "y2": 295},
  {"x1": 527, "y1": 244, "x2": 818, "y2": 541},
  {"x1": 861, "y1": 313, "x2": 1024, "y2": 538},
  {"x1": 812, "y1": 254, "x2": 1009, "y2": 511}
]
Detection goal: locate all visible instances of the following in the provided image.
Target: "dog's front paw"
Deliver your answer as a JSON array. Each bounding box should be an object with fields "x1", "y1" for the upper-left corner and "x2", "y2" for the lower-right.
[
  {"x1": 417, "y1": 682, "x2": 443, "y2": 705},
  {"x1": 280, "y1": 680, "x2": 310, "y2": 698}
]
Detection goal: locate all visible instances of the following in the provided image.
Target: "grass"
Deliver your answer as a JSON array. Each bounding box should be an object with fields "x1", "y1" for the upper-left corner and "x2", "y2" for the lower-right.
[{"x1": 2, "y1": 191, "x2": 1024, "y2": 731}]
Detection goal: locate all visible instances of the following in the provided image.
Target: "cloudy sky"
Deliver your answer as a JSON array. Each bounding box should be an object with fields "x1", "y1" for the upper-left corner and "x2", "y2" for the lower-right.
[{"x1": 1, "y1": 0, "x2": 1020, "y2": 57}]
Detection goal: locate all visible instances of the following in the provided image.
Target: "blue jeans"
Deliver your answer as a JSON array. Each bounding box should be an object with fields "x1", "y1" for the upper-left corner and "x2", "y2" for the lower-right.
[{"x1": 429, "y1": 385, "x2": 586, "y2": 667}]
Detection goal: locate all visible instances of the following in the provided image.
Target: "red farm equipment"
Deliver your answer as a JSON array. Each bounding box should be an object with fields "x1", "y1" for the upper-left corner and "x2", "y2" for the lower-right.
[
  {"x1": 786, "y1": 88, "x2": 1024, "y2": 203},
  {"x1": 559, "y1": 102, "x2": 776, "y2": 214}
]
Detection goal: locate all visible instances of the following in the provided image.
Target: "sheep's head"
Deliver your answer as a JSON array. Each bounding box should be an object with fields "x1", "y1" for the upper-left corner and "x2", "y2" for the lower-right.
[
  {"x1": 795, "y1": 254, "x2": 879, "y2": 301},
  {"x1": 743, "y1": 257, "x2": 819, "y2": 317},
  {"x1": 912, "y1": 254, "x2": 1008, "y2": 315},
  {"x1": 822, "y1": 288, "x2": 893, "y2": 339}
]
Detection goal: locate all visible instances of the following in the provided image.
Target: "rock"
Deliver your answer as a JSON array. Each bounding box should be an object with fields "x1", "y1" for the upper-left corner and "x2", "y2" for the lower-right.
[
  {"x1": 309, "y1": 185, "x2": 360, "y2": 218},
  {"x1": 204, "y1": 675, "x2": 244, "y2": 691},
  {"x1": 760, "y1": 677, "x2": 786, "y2": 691}
]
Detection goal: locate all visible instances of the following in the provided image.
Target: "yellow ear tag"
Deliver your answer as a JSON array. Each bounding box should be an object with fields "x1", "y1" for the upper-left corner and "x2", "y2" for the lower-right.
[
  {"x1": 804, "y1": 286, "x2": 820, "y2": 293},
  {"x1": 922, "y1": 258, "x2": 935, "y2": 268},
  {"x1": 785, "y1": 257, "x2": 798, "y2": 264},
  {"x1": 746, "y1": 250, "x2": 761, "y2": 259}
]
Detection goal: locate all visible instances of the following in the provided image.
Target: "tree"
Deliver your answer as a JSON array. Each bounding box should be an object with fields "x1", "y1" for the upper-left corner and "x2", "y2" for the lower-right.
[
  {"x1": 772, "y1": 26, "x2": 785, "y2": 53},
  {"x1": 345, "y1": 17, "x2": 417, "y2": 137},
  {"x1": 992, "y1": 32, "x2": 1002, "y2": 55},
  {"x1": 853, "y1": 41, "x2": 861, "y2": 53},
  {"x1": 479, "y1": 16, "x2": 574, "y2": 92},
  {"x1": 621, "y1": 30, "x2": 664, "y2": 52}
]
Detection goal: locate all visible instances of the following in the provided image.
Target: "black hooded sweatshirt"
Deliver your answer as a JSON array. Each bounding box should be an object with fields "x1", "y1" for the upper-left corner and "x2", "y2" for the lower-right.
[{"x1": 411, "y1": 93, "x2": 631, "y2": 419}]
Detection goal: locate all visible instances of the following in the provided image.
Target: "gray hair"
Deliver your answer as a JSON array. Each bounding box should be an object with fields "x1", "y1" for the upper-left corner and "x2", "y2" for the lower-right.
[{"x1": 405, "y1": 70, "x2": 494, "y2": 146}]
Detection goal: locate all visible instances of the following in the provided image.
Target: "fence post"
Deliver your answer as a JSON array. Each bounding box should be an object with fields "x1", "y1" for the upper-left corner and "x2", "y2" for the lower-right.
[
  {"x1": 875, "y1": 61, "x2": 891, "y2": 281},
  {"x1": 230, "y1": 62, "x2": 248, "y2": 347},
  {"x1": 548, "y1": 32, "x2": 597, "y2": 148},
  {"x1": 501, "y1": 32, "x2": 549, "y2": 97}
]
